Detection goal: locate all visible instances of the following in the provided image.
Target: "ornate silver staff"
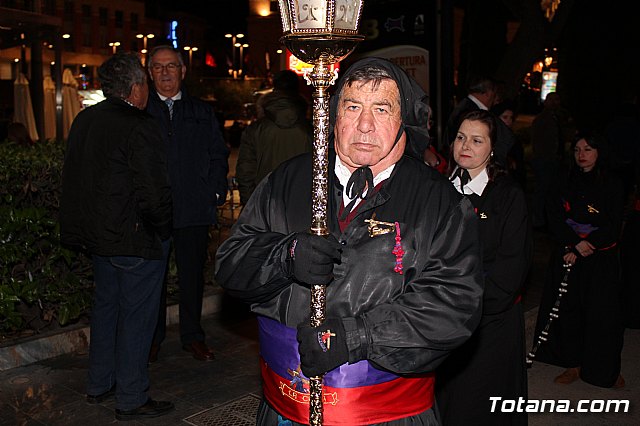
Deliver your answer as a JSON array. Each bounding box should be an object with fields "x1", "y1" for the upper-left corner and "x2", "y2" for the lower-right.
[
  {"x1": 526, "y1": 262, "x2": 572, "y2": 367},
  {"x1": 276, "y1": 1, "x2": 365, "y2": 424}
]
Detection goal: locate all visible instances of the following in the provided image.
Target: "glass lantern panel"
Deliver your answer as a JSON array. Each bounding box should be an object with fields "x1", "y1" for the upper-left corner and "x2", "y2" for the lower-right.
[
  {"x1": 335, "y1": 0, "x2": 361, "y2": 30},
  {"x1": 293, "y1": 0, "x2": 327, "y2": 30},
  {"x1": 279, "y1": 0, "x2": 291, "y2": 32}
]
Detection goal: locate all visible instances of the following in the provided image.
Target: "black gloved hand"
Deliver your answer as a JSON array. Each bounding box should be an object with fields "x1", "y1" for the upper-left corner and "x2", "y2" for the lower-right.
[
  {"x1": 297, "y1": 317, "x2": 349, "y2": 377},
  {"x1": 288, "y1": 233, "x2": 342, "y2": 286}
]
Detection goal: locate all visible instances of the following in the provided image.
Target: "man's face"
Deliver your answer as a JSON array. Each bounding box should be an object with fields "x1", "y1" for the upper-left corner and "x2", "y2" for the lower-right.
[
  {"x1": 334, "y1": 79, "x2": 405, "y2": 175},
  {"x1": 148, "y1": 49, "x2": 186, "y2": 97}
]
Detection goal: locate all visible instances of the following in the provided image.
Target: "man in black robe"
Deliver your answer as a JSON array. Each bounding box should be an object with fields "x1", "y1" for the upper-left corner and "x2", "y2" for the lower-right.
[{"x1": 215, "y1": 57, "x2": 483, "y2": 425}]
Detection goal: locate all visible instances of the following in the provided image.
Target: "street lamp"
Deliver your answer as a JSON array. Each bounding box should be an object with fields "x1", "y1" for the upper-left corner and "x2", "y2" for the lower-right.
[
  {"x1": 277, "y1": 1, "x2": 365, "y2": 424},
  {"x1": 224, "y1": 33, "x2": 244, "y2": 78},
  {"x1": 234, "y1": 43, "x2": 248, "y2": 76},
  {"x1": 183, "y1": 46, "x2": 198, "y2": 68},
  {"x1": 136, "y1": 33, "x2": 155, "y2": 65},
  {"x1": 108, "y1": 41, "x2": 120, "y2": 54}
]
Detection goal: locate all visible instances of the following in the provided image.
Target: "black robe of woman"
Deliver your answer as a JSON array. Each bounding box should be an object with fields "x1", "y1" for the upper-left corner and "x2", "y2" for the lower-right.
[
  {"x1": 533, "y1": 169, "x2": 625, "y2": 387},
  {"x1": 437, "y1": 175, "x2": 532, "y2": 426}
]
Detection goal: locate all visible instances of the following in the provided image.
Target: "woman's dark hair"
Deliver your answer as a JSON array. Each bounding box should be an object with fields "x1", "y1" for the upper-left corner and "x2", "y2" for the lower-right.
[
  {"x1": 447, "y1": 109, "x2": 508, "y2": 182},
  {"x1": 98, "y1": 52, "x2": 146, "y2": 99}
]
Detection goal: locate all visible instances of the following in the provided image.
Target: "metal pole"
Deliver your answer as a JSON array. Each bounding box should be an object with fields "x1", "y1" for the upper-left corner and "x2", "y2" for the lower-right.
[
  {"x1": 277, "y1": 4, "x2": 366, "y2": 424},
  {"x1": 55, "y1": 32, "x2": 63, "y2": 142},
  {"x1": 305, "y1": 59, "x2": 336, "y2": 425}
]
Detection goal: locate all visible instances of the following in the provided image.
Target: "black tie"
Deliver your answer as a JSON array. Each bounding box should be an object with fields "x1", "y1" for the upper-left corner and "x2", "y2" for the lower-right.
[
  {"x1": 453, "y1": 168, "x2": 471, "y2": 193},
  {"x1": 340, "y1": 166, "x2": 374, "y2": 220}
]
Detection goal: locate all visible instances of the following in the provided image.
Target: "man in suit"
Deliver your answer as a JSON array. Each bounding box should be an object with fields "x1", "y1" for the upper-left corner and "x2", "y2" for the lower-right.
[
  {"x1": 60, "y1": 52, "x2": 174, "y2": 421},
  {"x1": 442, "y1": 76, "x2": 498, "y2": 154},
  {"x1": 146, "y1": 45, "x2": 229, "y2": 362}
]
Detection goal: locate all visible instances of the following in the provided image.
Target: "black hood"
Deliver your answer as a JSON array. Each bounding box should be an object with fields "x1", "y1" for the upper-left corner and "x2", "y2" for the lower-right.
[{"x1": 329, "y1": 57, "x2": 431, "y2": 160}]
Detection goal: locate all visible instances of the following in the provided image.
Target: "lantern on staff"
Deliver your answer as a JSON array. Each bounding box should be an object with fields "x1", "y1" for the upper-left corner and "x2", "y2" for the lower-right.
[{"x1": 276, "y1": 1, "x2": 365, "y2": 425}]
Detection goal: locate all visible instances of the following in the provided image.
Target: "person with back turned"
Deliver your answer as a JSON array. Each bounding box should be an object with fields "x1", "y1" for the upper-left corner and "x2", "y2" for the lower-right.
[
  {"x1": 59, "y1": 52, "x2": 174, "y2": 421},
  {"x1": 236, "y1": 69, "x2": 313, "y2": 205},
  {"x1": 215, "y1": 57, "x2": 483, "y2": 425}
]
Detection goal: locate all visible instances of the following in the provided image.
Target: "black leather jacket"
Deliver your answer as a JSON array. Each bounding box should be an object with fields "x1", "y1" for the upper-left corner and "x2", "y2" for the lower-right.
[{"x1": 216, "y1": 152, "x2": 483, "y2": 374}]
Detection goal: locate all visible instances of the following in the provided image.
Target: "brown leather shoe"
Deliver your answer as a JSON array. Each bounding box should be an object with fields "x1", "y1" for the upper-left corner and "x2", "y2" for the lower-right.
[
  {"x1": 613, "y1": 374, "x2": 625, "y2": 388},
  {"x1": 148, "y1": 344, "x2": 160, "y2": 363},
  {"x1": 183, "y1": 341, "x2": 215, "y2": 361},
  {"x1": 554, "y1": 367, "x2": 580, "y2": 384}
]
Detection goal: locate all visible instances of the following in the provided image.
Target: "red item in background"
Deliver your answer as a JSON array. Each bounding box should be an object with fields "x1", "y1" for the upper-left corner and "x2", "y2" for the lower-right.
[
  {"x1": 427, "y1": 145, "x2": 448, "y2": 175},
  {"x1": 205, "y1": 52, "x2": 217, "y2": 67}
]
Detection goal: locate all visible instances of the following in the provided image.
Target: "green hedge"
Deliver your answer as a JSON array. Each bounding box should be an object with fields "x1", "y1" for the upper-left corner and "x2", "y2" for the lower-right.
[{"x1": 0, "y1": 141, "x2": 93, "y2": 338}]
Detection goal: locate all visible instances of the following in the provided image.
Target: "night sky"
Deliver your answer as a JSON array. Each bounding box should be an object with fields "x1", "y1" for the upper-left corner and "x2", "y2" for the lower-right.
[{"x1": 146, "y1": 0, "x2": 250, "y2": 35}]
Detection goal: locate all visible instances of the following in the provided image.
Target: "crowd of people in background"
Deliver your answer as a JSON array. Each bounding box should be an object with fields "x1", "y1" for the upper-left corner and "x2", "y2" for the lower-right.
[{"x1": 54, "y1": 46, "x2": 640, "y2": 423}]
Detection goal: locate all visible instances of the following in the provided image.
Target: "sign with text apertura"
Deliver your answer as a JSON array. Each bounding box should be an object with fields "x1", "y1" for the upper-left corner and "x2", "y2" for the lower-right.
[{"x1": 357, "y1": 45, "x2": 429, "y2": 93}]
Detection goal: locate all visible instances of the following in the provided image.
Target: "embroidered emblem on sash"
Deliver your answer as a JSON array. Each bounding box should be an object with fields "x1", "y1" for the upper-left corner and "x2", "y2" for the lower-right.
[{"x1": 278, "y1": 365, "x2": 339, "y2": 405}]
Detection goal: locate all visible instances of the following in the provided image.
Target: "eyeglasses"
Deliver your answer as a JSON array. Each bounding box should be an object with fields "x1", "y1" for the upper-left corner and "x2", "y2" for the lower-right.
[{"x1": 150, "y1": 63, "x2": 181, "y2": 72}]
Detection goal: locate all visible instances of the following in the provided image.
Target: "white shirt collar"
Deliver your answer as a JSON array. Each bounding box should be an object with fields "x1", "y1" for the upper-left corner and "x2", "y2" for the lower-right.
[
  {"x1": 157, "y1": 91, "x2": 182, "y2": 101},
  {"x1": 335, "y1": 156, "x2": 395, "y2": 210},
  {"x1": 450, "y1": 167, "x2": 489, "y2": 196},
  {"x1": 468, "y1": 94, "x2": 488, "y2": 110}
]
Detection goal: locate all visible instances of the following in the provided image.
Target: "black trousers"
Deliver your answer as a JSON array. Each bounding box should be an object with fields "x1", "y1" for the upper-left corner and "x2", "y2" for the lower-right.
[{"x1": 153, "y1": 225, "x2": 209, "y2": 346}]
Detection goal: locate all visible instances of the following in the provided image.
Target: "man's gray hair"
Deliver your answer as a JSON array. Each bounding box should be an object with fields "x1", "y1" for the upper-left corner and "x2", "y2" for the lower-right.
[
  {"x1": 340, "y1": 65, "x2": 394, "y2": 93},
  {"x1": 148, "y1": 45, "x2": 185, "y2": 67},
  {"x1": 98, "y1": 52, "x2": 146, "y2": 99}
]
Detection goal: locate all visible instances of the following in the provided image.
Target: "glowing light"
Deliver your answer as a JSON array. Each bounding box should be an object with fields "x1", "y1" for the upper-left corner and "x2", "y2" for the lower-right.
[{"x1": 170, "y1": 21, "x2": 178, "y2": 49}]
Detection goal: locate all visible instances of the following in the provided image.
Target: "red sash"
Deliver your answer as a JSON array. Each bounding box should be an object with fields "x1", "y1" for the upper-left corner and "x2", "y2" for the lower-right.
[{"x1": 261, "y1": 359, "x2": 434, "y2": 425}]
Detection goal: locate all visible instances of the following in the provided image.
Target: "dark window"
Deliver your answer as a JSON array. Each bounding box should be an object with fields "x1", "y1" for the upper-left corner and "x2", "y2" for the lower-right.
[
  {"x1": 64, "y1": 1, "x2": 73, "y2": 17},
  {"x1": 43, "y1": 0, "x2": 56, "y2": 15},
  {"x1": 99, "y1": 7, "x2": 107, "y2": 25},
  {"x1": 131, "y1": 13, "x2": 138, "y2": 31},
  {"x1": 81, "y1": 4, "x2": 90, "y2": 18},
  {"x1": 83, "y1": 31, "x2": 91, "y2": 47},
  {"x1": 115, "y1": 10, "x2": 123, "y2": 28},
  {"x1": 24, "y1": 0, "x2": 34, "y2": 11}
]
